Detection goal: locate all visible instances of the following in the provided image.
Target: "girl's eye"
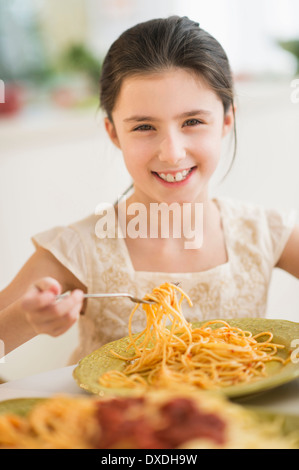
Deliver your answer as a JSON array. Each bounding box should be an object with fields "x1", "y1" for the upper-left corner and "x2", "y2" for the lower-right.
[
  {"x1": 183, "y1": 119, "x2": 202, "y2": 127},
  {"x1": 133, "y1": 124, "x2": 154, "y2": 131}
]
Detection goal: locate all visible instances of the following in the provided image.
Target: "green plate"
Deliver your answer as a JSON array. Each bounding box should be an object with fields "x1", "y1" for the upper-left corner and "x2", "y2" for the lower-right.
[
  {"x1": 73, "y1": 318, "x2": 299, "y2": 398},
  {"x1": 245, "y1": 407, "x2": 299, "y2": 435},
  {"x1": 0, "y1": 398, "x2": 46, "y2": 417}
]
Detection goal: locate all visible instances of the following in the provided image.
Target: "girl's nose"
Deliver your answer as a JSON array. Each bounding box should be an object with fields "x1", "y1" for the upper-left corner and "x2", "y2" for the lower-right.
[{"x1": 158, "y1": 131, "x2": 186, "y2": 165}]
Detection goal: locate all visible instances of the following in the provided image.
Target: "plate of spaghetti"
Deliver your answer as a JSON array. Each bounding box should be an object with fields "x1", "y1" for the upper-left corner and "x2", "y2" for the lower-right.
[
  {"x1": 73, "y1": 282, "x2": 299, "y2": 398},
  {"x1": 0, "y1": 390, "x2": 298, "y2": 448}
]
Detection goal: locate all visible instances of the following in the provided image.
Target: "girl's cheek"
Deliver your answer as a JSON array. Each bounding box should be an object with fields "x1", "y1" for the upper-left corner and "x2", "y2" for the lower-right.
[
  {"x1": 126, "y1": 142, "x2": 154, "y2": 165},
  {"x1": 123, "y1": 151, "x2": 148, "y2": 175}
]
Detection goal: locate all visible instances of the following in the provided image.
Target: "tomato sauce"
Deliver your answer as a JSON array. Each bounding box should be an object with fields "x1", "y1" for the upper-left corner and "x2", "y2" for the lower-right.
[{"x1": 94, "y1": 396, "x2": 226, "y2": 449}]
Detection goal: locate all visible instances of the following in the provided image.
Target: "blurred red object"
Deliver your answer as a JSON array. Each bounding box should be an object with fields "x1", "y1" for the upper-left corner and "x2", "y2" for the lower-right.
[
  {"x1": 0, "y1": 83, "x2": 24, "y2": 116},
  {"x1": 52, "y1": 87, "x2": 77, "y2": 108}
]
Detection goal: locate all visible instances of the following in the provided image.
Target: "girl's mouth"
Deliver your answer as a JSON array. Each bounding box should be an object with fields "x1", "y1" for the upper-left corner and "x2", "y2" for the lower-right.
[{"x1": 152, "y1": 166, "x2": 197, "y2": 185}]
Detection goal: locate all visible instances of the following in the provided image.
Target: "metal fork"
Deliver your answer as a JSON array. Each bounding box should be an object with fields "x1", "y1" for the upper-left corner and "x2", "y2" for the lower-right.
[
  {"x1": 56, "y1": 282, "x2": 181, "y2": 306},
  {"x1": 56, "y1": 291, "x2": 156, "y2": 305}
]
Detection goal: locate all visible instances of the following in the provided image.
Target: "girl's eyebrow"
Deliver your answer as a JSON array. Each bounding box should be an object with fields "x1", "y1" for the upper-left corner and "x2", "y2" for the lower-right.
[{"x1": 123, "y1": 109, "x2": 212, "y2": 123}]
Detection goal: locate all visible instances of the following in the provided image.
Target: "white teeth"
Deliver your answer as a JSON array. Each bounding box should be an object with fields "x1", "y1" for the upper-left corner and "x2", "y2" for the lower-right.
[
  {"x1": 175, "y1": 172, "x2": 183, "y2": 182},
  {"x1": 157, "y1": 169, "x2": 192, "y2": 182},
  {"x1": 166, "y1": 174, "x2": 175, "y2": 182}
]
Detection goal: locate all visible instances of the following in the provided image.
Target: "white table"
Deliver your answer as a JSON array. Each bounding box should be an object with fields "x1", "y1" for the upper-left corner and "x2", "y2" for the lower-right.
[
  {"x1": 0, "y1": 365, "x2": 298, "y2": 415},
  {"x1": 0, "y1": 366, "x2": 85, "y2": 400}
]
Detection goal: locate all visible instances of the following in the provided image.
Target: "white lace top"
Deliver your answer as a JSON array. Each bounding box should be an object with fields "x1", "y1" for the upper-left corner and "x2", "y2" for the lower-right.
[{"x1": 31, "y1": 197, "x2": 296, "y2": 365}]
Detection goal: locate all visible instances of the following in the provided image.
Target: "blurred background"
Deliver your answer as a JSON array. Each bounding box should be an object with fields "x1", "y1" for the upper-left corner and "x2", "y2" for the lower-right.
[{"x1": 0, "y1": 0, "x2": 298, "y2": 380}]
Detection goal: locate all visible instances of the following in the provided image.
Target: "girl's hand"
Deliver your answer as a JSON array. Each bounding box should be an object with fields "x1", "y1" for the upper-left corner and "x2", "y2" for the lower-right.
[{"x1": 21, "y1": 277, "x2": 84, "y2": 337}]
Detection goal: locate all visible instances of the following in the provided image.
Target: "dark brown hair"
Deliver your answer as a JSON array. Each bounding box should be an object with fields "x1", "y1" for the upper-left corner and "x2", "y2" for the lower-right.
[{"x1": 100, "y1": 15, "x2": 237, "y2": 177}]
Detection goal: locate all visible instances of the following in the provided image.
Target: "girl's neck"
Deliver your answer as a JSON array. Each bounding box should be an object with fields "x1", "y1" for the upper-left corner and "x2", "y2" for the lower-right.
[
  {"x1": 115, "y1": 194, "x2": 227, "y2": 273},
  {"x1": 116, "y1": 190, "x2": 218, "y2": 248}
]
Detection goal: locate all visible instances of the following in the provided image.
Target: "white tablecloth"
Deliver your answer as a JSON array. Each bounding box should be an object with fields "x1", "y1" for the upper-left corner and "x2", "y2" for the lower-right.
[{"x1": 0, "y1": 366, "x2": 85, "y2": 399}]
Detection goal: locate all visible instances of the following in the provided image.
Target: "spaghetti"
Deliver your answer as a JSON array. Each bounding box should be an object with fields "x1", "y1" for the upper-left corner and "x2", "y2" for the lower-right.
[
  {"x1": 0, "y1": 396, "x2": 98, "y2": 449},
  {"x1": 99, "y1": 282, "x2": 288, "y2": 391}
]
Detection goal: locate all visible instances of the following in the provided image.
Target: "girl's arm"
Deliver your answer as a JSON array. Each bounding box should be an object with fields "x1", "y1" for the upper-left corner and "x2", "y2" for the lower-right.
[
  {"x1": 276, "y1": 225, "x2": 299, "y2": 278},
  {"x1": 0, "y1": 247, "x2": 86, "y2": 358}
]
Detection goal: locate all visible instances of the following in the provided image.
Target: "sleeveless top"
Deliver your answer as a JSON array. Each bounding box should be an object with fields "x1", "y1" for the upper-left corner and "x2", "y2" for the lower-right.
[{"x1": 31, "y1": 197, "x2": 296, "y2": 364}]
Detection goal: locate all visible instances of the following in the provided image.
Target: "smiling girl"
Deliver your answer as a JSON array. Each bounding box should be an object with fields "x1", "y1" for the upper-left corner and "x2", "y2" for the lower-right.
[{"x1": 0, "y1": 16, "x2": 298, "y2": 364}]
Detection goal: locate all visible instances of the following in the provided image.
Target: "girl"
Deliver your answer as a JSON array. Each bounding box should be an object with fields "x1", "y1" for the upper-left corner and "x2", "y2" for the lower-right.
[{"x1": 0, "y1": 16, "x2": 298, "y2": 364}]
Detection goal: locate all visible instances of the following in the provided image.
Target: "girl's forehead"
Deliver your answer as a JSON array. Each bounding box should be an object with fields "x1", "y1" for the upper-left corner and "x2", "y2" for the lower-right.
[
  {"x1": 114, "y1": 68, "x2": 222, "y2": 115},
  {"x1": 121, "y1": 68, "x2": 209, "y2": 94}
]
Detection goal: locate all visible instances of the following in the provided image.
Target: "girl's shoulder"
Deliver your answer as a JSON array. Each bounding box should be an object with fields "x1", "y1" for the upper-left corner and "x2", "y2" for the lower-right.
[
  {"x1": 215, "y1": 196, "x2": 296, "y2": 227},
  {"x1": 215, "y1": 196, "x2": 297, "y2": 265}
]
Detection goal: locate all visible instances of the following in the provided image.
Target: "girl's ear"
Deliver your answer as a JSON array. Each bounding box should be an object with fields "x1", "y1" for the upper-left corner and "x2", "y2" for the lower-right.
[
  {"x1": 104, "y1": 117, "x2": 121, "y2": 149},
  {"x1": 222, "y1": 104, "x2": 235, "y2": 137}
]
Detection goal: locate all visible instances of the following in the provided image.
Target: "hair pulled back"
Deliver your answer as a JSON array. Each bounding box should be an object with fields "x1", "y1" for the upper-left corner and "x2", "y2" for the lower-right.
[{"x1": 100, "y1": 16, "x2": 234, "y2": 118}]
